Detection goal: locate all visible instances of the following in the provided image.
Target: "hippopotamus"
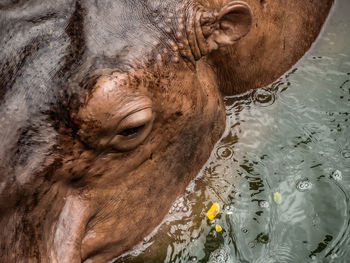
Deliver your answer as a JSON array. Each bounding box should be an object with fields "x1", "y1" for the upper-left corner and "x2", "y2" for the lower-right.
[{"x1": 0, "y1": 0, "x2": 333, "y2": 262}]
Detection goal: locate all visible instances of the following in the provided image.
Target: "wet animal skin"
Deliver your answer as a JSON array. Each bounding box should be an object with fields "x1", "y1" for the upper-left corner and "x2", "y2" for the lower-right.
[{"x1": 0, "y1": 0, "x2": 333, "y2": 262}]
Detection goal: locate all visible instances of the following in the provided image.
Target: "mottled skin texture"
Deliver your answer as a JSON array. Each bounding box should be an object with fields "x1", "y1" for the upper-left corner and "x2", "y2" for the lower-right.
[{"x1": 0, "y1": 0, "x2": 332, "y2": 262}]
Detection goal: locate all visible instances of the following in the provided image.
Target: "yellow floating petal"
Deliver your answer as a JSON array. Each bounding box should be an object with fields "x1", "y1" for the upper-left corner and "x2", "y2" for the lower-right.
[
  {"x1": 215, "y1": 224, "x2": 223, "y2": 232},
  {"x1": 273, "y1": 192, "x2": 282, "y2": 204},
  {"x1": 207, "y1": 202, "x2": 220, "y2": 221}
]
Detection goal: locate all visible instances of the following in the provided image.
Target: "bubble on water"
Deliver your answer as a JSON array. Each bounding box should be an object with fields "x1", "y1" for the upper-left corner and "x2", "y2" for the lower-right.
[
  {"x1": 189, "y1": 256, "x2": 197, "y2": 262},
  {"x1": 208, "y1": 246, "x2": 231, "y2": 263},
  {"x1": 242, "y1": 228, "x2": 248, "y2": 234},
  {"x1": 248, "y1": 241, "x2": 256, "y2": 248},
  {"x1": 296, "y1": 179, "x2": 312, "y2": 191},
  {"x1": 341, "y1": 149, "x2": 350, "y2": 158},
  {"x1": 169, "y1": 196, "x2": 189, "y2": 215},
  {"x1": 331, "y1": 170, "x2": 342, "y2": 180},
  {"x1": 216, "y1": 146, "x2": 233, "y2": 160},
  {"x1": 252, "y1": 88, "x2": 276, "y2": 107},
  {"x1": 259, "y1": 200, "x2": 270, "y2": 208}
]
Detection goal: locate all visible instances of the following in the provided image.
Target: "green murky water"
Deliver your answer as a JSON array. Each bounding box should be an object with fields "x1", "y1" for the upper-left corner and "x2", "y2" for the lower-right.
[{"x1": 114, "y1": 1, "x2": 350, "y2": 262}]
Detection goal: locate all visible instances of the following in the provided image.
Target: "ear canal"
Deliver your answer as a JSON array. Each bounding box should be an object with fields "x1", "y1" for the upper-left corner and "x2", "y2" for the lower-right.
[{"x1": 203, "y1": 1, "x2": 252, "y2": 51}]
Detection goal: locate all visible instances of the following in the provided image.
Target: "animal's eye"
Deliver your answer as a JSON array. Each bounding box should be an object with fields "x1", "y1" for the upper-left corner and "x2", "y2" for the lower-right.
[
  {"x1": 119, "y1": 124, "x2": 146, "y2": 137},
  {"x1": 109, "y1": 107, "x2": 154, "y2": 151}
]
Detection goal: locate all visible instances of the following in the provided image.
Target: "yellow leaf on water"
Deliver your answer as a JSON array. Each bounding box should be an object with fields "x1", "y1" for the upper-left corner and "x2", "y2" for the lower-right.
[
  {"x1": 273, "y1": 192, "x2": 282, "y2": 204},
  {"x1": 207, "y1": 202, "x2": 220, "y2": 221},
  {"x1": 215, "y1": 224, "x2": 223, "y2": 232}
]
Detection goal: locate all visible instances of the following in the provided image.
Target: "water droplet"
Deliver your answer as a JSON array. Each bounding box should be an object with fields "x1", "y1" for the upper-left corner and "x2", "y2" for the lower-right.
[
  {"x1": 296, "y1": 179, "x2": 312, "y2": 191},
  {"x1": 331, "y1": 170, "x2": 342, "y2": 180},
  {"x1": 259, "y1": 200, "x2": 269, "y2": 208}
]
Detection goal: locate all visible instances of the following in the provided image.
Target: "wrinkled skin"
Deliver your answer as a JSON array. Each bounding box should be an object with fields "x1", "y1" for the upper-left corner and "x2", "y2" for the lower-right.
[{"x1": 0, "y1": 0, "x2": 333, "y2": 262}]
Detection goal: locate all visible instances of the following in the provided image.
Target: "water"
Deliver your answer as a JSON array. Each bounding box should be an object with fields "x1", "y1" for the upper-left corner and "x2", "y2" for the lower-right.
[{"x1": 114, "y1": 1, "x2": 350, "y2": 262}]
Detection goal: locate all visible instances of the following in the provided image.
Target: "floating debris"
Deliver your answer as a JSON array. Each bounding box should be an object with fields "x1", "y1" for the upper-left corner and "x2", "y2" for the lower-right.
[
  {"x1": 215, "y1": 224, "x2": 223, "y2": 232},
  {"x1": 207, "y1": 202, "x2": 220, "y2": 220},
  {"x1": 273, "y1": 192, "x2": 282, "y2": 204}
]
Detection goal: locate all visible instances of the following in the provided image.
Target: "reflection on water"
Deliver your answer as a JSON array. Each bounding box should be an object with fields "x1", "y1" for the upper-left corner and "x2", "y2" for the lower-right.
[{"x1": 114, "y1": 1, "x2": 350, "y2": 262}]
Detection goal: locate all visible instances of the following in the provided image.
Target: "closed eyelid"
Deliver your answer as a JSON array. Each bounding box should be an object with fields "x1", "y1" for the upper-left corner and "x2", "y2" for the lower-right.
[{"x1": 117, "y1": 107, "x2": 153, "y2": 132}]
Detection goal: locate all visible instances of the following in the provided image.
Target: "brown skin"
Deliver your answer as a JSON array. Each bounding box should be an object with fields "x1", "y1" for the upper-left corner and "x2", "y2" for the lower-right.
[
  {"x1": 0, "y1": 0, "x2": 333, "y2": 262},
  {"x1": 205, "y1": 0, "x2": 334, "y2": 94}
]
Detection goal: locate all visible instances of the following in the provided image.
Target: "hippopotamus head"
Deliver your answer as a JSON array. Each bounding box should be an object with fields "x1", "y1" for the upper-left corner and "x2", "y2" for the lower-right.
[{"x1": 0, "y1": 0, "x2": 332, "y2": 262}]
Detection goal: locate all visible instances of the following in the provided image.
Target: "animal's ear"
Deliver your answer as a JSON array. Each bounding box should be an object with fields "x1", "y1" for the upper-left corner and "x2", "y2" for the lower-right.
[{"x1": 201, "y1": 1, "x2": 252, "y2": 52}]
